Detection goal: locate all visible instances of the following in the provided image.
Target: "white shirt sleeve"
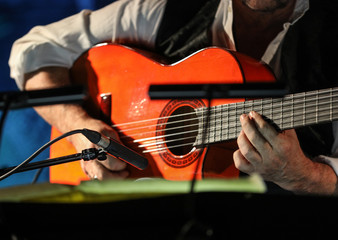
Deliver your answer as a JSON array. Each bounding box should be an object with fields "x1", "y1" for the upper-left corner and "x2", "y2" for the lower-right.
[
  {"x1": 8, "y1": 0, "x2": 166, "y2": 90},
  {"x1": 314, "y1": 121, "x2": 338, "y2": 176},
  {"x1": 325, "y1": 121, "x2": 338, "y2": 174}
]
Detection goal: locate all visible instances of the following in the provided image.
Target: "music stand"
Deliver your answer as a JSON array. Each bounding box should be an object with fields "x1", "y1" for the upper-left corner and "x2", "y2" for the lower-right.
[
  {"x1": 0, "y1": 86, "x2": 86, "y2": 110},
  {"x1": 148, "y1": 83, "x2": 288, "y2": 99},
  {"x1": 148, "y1": 82, "x2": 288, "y2": 236}
]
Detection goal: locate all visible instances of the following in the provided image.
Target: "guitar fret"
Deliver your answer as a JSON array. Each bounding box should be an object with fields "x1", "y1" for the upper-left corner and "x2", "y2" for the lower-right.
[
  {"x1": 303, "y1": 92, "x2": 305, "y2": 126},
  {"x1": 291, "y1": 95, "x2": 294, "y2": 128},
  {"x1": 305, "y1": 90, "x2": 316, "y2": 127},
  {"x1": 230, "y1": 103, "x2": 235, "y2": 139},
  {"x1": 233, "y1": 102, "x2": 237, "y2": 138},
  {"x1": 208, "y1": 108, "x2": 211, "y2": 144},
  {"x1": 316, "y1": 90, "x2": 318, "y2": 124},
  {"x1": 214, "y1": 107, "x2": 217, "y2": 142},
  {"x1": 231, "y1": 102, "x2": 238, "y2": 140},
  {"x1": 238, "y1": 101, "x2": 245, "y2": 133},
  {"x1": 318, "y1": 89, "x2": 330, "y2": 124},
  {"x1": 303, "y1": 91, "x2": 308, "y2": 127},
  {"x1": 217, "y1": 105, "x2": 222, "y2": 142},
  {"x1": 224, "y1": 104, "x2": 228, "y2": 141},
  {"x1": 281, "y1": 97, "x2": 288, "y2": 129},
  {"x1": 208, "y1": 107, "x2": 214, "y2": 145},
  {"x1": 196, "y1": 108, "x2": 204, "y2": 146},
  {"x1": 214, "y1": 106, "x2": 219, "y2": 142},
  {"x1": 203, "y1": 87, "x2": 338, "y2": 144},
  {"x1": 280, "y1": 98, "x2": 284, "y2": 130},
  {"x1": 330, "y1": 89, "x2": 333, "y2": 122},
  {"x1": 223, "y1": 104, "x2": 228, "y2": 141},
  {"x1": 271, "y1": 98, "x2": 273, "y2": 128},
  {"x1": 276, "y1": 98, "x2": 282, "y2": 128},
  {"x1": 219, "y1": 105, "x2": 223, "y2": 142},
  {"x1": 333, "y1": 88, "x2": 338, "y2": 119},
  {"x1": 260, "y1": 98, "x2": 265, "y2": 122},
  {"x1": 216, "y1": 106, "x2": 220, "y2": 141}
]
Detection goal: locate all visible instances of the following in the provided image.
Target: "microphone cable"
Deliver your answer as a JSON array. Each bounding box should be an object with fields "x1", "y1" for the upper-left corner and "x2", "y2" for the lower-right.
[
  {"x1": 2, "y1": 127, "x2": 148, "y2": 182},
  {"x1": 178, "y1": 86, "x2": 214, "y2": 240},
  {"x1": 0, "y1": 129, "x2": 83, "y2": 181},
  {"x1": 0, "y1": 97, "x2": 11, "y2": 155}
]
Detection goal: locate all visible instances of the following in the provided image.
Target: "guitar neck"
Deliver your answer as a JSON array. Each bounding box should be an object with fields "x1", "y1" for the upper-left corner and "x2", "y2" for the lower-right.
[{"x1": 195, "y1": 87, "x2": 338, "y2": 145}]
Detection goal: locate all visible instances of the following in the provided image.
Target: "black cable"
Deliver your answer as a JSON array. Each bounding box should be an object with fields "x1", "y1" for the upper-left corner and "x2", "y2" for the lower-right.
[
  {"x1": 189, "y1": 89, "x2": 212, "y2": 194},
  {"x1": 31, "y1": 128, "x2": 100, "y2": 184},
  {"x1": 178, "y1": 87, "x2": 214, "y2": 240},
  {"x1": 0, "y1": 96, "x2": 11, "y2": 152},
  {"x1": 0, "y1": 129, "x2": 84, "y2": 181},
  {"x1": 32, "y1": 168, "x2": 43, "y2": 184}
]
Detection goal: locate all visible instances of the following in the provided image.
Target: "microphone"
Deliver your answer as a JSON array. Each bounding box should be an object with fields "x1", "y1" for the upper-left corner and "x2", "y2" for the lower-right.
[{"x1": 81, "y1": 128, "x2": 148, "y2": 170}]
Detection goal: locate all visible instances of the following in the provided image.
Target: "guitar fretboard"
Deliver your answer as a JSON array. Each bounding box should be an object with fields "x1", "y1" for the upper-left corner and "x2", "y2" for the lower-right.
[{"x1": 195, "y1": 87, "x2": 338, "y2": 146}]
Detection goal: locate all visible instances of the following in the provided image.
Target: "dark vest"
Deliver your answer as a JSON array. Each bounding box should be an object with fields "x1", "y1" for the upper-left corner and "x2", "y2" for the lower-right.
[{"x1": 154, "y1": 0, "x2": 338, "y2": 157}]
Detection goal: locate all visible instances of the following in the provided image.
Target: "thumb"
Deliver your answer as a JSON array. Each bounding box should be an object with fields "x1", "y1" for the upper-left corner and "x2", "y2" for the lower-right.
[{"x1": 100, "y1": 124, "x2": 121, "y2": 142}]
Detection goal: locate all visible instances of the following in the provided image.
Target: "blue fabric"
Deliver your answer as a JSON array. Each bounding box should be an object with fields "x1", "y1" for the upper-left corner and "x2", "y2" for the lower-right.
[{"x1": 0, "y1": 109, "x2": 51, "y2": 187}]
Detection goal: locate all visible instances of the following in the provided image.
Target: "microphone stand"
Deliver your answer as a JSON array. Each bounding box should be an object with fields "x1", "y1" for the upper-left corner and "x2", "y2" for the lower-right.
[{"x1": 0, "y1": 148, "x2": 107, "y2": 177}]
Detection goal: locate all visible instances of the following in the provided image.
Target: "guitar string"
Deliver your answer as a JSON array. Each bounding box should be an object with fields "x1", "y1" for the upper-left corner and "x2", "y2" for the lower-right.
[
  {"x1": 137, "y1": 99, "x2": 331, "y2": 149},
  {"x1": 121, "y1": 102, "x2": 338, "y2": 151},
  {"x1": 140, "y1": 110, "x2": 338, "y2": 150},
  {"x1": 105, "y1": 89, "x2": 338, "y2": 153},
  {"x1": 141, "y1": 108, "x2": 338, "y2": 153},
  {"x1": 114, "y1": 89, "x2": 338, "y2": 135},
  {"x1": 138, "y1": 89, "x2": 338, "y2": 152},
  {"x1": 129, "y1": 105, "x2": 338, "y2": 153},
  {"x1": 141, "y1": 112, "x2": 338, "y2": 153},
  {"x1": 117, "y1": 97, "x2": 338, "y2": 142},
  {"x1": 121, "y1": 98, "x2": 338, "y2": 141},
  {"x1": 139, "y1": 135, "x2": 198, "y2": 148},
  {"x1": 112, "y1": 87, "x2": 338, "y2": 131}
]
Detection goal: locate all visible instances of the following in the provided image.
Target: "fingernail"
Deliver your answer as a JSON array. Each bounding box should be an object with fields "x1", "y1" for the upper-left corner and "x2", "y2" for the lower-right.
[
  {"x1": 249, "y1": 111, "x2": 255, "y2": 118},
  {"x1": 240, "y1": 113, "x2": 247, "y2": 120}
]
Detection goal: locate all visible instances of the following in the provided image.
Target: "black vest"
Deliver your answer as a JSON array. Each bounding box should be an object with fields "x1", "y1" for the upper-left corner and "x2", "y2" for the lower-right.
[{"x1": 154, "y1": 0, "x2": 338, "y2": 157}]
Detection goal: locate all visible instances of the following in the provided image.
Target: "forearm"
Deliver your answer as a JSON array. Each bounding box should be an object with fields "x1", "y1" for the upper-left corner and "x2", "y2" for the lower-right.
[
  {"x1": 24, "y1": 67, "x2": 92, "y2": 134},
  {"x1": 286, "y1": 160, "x2": 338, "y2": 195},
  {"x1": 25, "y1": 67, "x2": 127, "y2": 179}
]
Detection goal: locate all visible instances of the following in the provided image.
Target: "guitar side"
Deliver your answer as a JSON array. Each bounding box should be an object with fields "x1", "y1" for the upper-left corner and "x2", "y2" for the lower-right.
[{"x1": 49, "y1": 44, "x2": 275, "y2": 185}]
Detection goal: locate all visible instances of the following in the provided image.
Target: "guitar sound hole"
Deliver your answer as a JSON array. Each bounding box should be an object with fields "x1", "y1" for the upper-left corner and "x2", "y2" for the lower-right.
[{"x1": 165, "y1": 106, "x2": 198, "y2": 156}]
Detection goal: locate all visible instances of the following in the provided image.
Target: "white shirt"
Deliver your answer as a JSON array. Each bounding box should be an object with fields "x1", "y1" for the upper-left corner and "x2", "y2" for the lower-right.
[
  {"x1": 8, "y1": 0, "x2": 338, "y2": 173},
  {"x1": 9, "y1": 0, "x2": 310, "y2": 89},
  {"x1": 9, "y1": 0, "x2": 167, "y2": 88}
]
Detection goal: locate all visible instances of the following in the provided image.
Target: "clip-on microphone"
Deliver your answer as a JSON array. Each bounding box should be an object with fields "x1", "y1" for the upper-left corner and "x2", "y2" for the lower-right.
[{"x1": 81, "y1": 128, "x2": 148, "y2": 170}]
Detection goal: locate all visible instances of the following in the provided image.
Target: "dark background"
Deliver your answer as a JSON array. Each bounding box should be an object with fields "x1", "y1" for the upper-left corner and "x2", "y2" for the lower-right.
[{"x1": 0, "y1": 0, "x2": 112, "y2": 187}]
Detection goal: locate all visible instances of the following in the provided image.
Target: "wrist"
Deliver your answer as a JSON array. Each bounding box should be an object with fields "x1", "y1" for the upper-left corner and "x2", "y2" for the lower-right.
[{"x1": 286, "y1": 161, "x2": 337, "y2": 195}]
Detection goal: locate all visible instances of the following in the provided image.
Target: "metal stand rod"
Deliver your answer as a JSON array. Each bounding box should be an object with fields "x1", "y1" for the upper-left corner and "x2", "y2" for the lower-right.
[{"x1": 0, "y1": 148, "x2": 107, "y2": 176}]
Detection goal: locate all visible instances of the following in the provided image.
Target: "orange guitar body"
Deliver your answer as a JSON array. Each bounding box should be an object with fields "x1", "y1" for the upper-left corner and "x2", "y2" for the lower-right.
[{"x1": 49, "y1": 44, "x2": 275, "y2": 185}]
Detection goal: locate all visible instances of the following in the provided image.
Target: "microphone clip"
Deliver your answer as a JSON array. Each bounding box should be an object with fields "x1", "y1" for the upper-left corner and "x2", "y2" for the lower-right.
[{"x1": 81, "y1": 148, "x2": 107, "y2": 161}]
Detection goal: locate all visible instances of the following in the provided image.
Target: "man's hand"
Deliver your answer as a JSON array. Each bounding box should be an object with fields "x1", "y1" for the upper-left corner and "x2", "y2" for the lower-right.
[
  {"x1": 70, "y1": 118, "x2": 129, "y2": 180},
  {"x1": 233, "y1": 111, "x2": 336, "y2": 194}
]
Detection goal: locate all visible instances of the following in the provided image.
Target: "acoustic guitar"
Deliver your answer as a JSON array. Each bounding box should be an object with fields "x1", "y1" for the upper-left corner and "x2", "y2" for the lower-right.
[{"x1": 49, "y1": 44, "x2": 338, "y2": 185}]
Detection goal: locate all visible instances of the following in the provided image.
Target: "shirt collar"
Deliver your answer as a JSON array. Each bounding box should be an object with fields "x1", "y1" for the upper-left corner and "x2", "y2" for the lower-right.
[{"x1": 289, "y1": 0, "x2": 310, "y2": 24}]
